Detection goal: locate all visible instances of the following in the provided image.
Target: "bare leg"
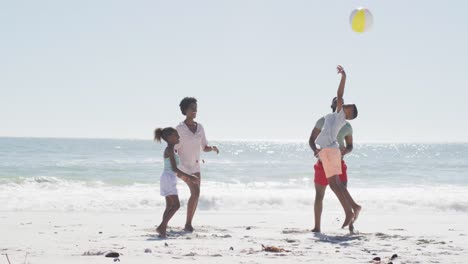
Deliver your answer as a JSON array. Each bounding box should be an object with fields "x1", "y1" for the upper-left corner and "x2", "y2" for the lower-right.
[
  {"x1": 157, "y1": 196, "x2": 180, "y2": 237},
  {"x1": 328, "y1": 175, "x2": 354, "y2": 228},
  {"x1": 157, "y1": 198, "x2": 173, "y2": 236},
  {"x1": 340, "y1": 180, "x2": 359, "y2": 232},
  {"x1": 341, "y1": 181, "x2": 354, "y2": 232},
  {"x1": 339, "y1": 182, "x2": 361, "y2": 224},
  {"x1": 184, "y1": 172, "x2": 200, "y2": 232},
  {"x1": 312, "y1": 183, "x2": 327, "y2": 232}
]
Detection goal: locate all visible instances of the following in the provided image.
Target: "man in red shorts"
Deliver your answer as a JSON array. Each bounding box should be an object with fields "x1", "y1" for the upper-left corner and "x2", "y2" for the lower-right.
[{"x1": 309, "y1": 97, "x2": 354, "y2": 233}]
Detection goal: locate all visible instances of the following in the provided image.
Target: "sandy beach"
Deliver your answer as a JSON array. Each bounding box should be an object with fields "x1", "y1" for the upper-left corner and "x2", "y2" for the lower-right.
[
  {"x1": 2, "y1": 0, "x2": 468, "y2": 262},
  {"x1": 1, "y1": 210, "x2": 467, "y2": 264}
]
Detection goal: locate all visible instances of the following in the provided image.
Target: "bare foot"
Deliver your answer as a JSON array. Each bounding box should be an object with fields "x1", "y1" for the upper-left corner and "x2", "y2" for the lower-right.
[
  {"x1": 184, "y1": 224, "x2": 194, "y2": 232},
  {"x1": 352, "y1": 205, "x2": 362, "y2": 224},
  {"x1": 341, "y1": 211, "x2": 355, "y2": 228},
  {"x1": 156, "y1": 226, "x2": 167, "y2": 238},
  {"x1": 311, "y1": 227, "x2": 321, "y2": 233},
  {"x1": 349, "y1": 223, "x2": 355, "y2": 234}
]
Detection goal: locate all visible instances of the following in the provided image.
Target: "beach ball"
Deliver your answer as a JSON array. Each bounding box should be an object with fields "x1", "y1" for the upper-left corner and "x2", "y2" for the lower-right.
[{"x1": 350, "y1": 8, "x2": 373, "y2": 33}]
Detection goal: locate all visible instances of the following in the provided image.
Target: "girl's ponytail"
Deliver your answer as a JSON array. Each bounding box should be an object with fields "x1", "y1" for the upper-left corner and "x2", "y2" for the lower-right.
[{"x1": 154, "y1": 128, "x2": 163, "y2": 142}]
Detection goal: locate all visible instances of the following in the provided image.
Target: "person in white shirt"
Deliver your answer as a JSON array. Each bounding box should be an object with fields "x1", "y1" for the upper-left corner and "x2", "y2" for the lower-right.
[
  {"x1": 314, "y1": 65, "x2": 361, "y2": 230},
  {"x1": 309, "y1": 97, "x2": 354, "y2": 233},
  {"x1": 176, "y1": 97, "x2": 219, "y2": 232}
]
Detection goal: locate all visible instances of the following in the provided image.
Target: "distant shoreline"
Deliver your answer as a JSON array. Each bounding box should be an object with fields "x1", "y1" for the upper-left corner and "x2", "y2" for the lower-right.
[{"x1": 1, "y1": 136, "x2": 467, "y2": 144}]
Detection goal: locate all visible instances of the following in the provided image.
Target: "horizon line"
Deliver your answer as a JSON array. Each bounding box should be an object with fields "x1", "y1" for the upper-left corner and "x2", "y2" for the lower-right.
[{"x1": 0, "y1": 136, "x2": 467, "y2": 144}]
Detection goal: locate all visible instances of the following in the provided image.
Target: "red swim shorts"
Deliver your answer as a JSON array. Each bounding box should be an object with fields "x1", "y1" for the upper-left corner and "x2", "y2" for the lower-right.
[{"x1": 314, "y1": 160, "x2": 348, "y2": 186}]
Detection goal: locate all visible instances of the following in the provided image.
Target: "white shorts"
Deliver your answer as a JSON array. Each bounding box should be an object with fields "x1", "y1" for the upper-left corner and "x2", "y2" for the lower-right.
[{"x1": 160, "y1": 171, "x2": 178, "y2": 197}]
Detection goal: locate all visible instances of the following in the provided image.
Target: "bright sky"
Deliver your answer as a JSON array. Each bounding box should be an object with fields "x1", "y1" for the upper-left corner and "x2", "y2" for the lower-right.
[{"x1": 1, "y1": 0, "x2": 467, "y2": 142}]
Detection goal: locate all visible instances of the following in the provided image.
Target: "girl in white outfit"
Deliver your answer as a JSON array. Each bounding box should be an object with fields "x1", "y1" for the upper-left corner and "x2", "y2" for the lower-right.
[{"x1": 154, "y1": 127, "x2": 199, "y2": 238}]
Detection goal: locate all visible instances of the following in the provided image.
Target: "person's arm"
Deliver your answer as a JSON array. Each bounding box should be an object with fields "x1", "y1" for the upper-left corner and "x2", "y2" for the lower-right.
[
  {"x1": 341, "y1": 134, "x2": 353, "y2": 156},
  {"x1": 309, "y1": 127, "x2": 321, "y2": 157},
  {"x1": 336, "y1": 65, "x2": 346, "y2": 113},
  {"x1": 167, "y1": 149, "x2": 199, "y2": 184},
  {"x1": 200, "y1": 125, "x2": 219, "y2": 154},
  {"x1": 309, "y1": 117, "x2": 324, "y2": 157}
]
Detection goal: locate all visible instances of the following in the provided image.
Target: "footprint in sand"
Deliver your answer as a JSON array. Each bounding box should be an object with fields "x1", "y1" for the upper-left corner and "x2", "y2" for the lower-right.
[
  {"x1": 282, "y1": 228, "x2": 309, "y2": 234},
  {"x1": 211, "y1": 234, "x2": 232, "y2": 238}
]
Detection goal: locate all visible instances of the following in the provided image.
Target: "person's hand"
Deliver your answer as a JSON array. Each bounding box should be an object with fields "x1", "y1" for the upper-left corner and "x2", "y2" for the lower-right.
[
  {"x1": 337, "y1": 65, "x2": 346, "y2": 76},
  {"x1": 340, "y1": 147, "x2": 347, "y2": 157},
  {"x1": 180, "y1": 175, "x2": 189, "y2": 183},
  {"x1": 181, "y1": 175, "x2": 199, "y2": 185},
  {"x1": 313, "y1": 148, "x2": 321, "y2": 158},
  {"x1": 190, "y1": 174, "x2": 200, "y2": 185},
  {"x1": 212, "y1": 146, "x2": 219, "y2": 154}
]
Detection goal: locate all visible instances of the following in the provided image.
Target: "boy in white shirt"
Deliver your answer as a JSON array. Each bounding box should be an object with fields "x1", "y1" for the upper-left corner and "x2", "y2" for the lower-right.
[{"x1": 314, "y1": 65, "x2": 361, "y2": 230}]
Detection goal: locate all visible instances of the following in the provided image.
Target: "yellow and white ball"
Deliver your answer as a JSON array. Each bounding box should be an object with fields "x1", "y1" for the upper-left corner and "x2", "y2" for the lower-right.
[{"x1": 350, "y1": 8, "x2": 373, "y2": 33}]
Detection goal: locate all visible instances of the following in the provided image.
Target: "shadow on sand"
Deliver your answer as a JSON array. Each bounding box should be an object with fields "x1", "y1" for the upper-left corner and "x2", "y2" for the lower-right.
[
  {"x1": 145, "y1": 229, "x2": 193, "y2": 241},
  {"x1": 311, "y1": 232, "x2": 365, "y2": 246}
]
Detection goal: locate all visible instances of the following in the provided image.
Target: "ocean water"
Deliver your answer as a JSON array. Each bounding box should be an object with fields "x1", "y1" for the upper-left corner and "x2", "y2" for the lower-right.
[{"x1": 1, "y1": 137, "x2": 467, "y2": 213}]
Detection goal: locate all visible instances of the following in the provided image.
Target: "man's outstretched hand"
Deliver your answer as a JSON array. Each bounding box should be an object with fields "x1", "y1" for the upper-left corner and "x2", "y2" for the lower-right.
[{"x1": 337, "y1": 65, "x2": 346, "y2": 76}]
